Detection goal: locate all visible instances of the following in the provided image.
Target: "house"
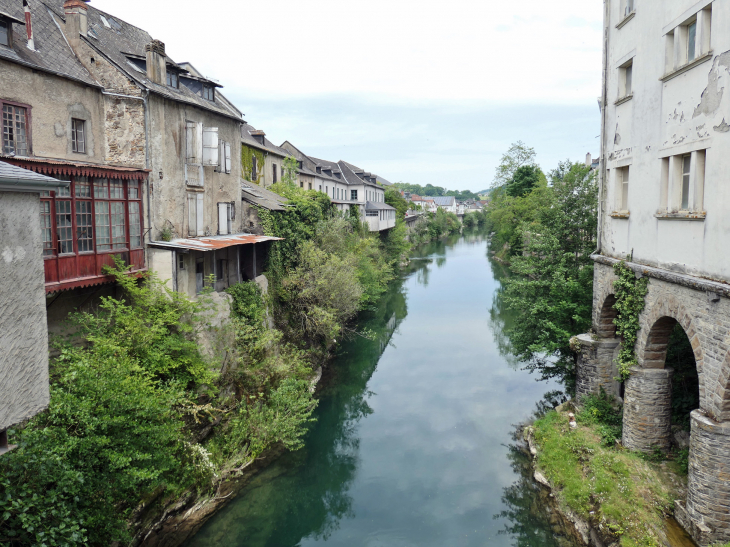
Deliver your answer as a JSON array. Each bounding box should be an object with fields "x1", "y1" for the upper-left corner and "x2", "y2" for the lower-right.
[
  {"x1": 0, "y1": 161, "x2": 64, "y2": 453},
  {"x1": 0, "y1": 0, "x2": 149, "y2": 297},
  {"x1": 432, "y1": 195, "x2": 457, "y2": 213},
  {"x1": 55, "y1": 0, "x2": 279, "y2": 298},
  {"x1": 241, "y1": 124, "x2": 291, "y2": 188},
  {"x1": 572, "y1": 1, "x2": 730, "y2": 543}
]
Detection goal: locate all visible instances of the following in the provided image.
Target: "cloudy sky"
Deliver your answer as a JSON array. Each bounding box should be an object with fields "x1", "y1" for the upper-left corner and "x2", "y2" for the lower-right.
[{"x1": 93, "y1": 0, "x2": 604, "y2": 192}]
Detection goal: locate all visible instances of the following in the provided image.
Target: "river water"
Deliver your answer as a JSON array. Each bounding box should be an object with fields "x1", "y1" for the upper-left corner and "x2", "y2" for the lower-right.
[{"x1": 186, "y1": 233, "x2": 578, "y2": 547}]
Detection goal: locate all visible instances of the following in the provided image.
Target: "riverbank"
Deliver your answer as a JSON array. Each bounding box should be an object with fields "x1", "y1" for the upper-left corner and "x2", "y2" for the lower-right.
[{"x1": 526, "y1": 400, "x2": 695, "y2": 547}]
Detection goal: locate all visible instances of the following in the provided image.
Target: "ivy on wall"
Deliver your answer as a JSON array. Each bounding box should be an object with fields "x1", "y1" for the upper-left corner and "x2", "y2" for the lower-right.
[
  {"x1": 613, "y1": 259, "x2": 649, "y2": 380},
  {"x1": 241, "y1": 144, "x2": 266, "y2": 185}
]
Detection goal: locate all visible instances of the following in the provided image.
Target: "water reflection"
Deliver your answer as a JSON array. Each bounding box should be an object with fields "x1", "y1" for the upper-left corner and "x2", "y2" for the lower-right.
[{"x1": 186, "y1": 233, "x2": 579, "y2": 547}]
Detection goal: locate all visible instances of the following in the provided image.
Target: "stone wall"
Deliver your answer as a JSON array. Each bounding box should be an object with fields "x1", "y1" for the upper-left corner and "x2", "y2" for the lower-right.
[{"x1": 0, "y1": 192, "x2": 50, "y2": 431}]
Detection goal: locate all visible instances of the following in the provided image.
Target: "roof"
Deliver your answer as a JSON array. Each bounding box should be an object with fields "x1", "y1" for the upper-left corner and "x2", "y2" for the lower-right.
[
  {"x1": 432, "y1": 196, "x2": 455, "y2": 206},
  {"x1": 376, "y1": 175, "x2": 393, "y2": 186},
  {"x1": 148, "y1": 233, "x2": 282, "y2": 252},
  {"x1": 365, "y1": 201, "x2": 395, "y2": 211},
  {"x1": 241, "y1": 181, "x2": 288, "y2": 211},
  {"x1": 0, "y1": 0, "x2": 99, "y2": 87},
  {"x1": 59, "y1": 1, "x2": 244, "y2": 121},
  {"x1": 241, "y1": 124, "x2": 290, "y2": 157},
  {"x1": 1, "y1": 154, "x2": 149, "y2": 179},
  {"x1": 0, "y1": 160, "x2": 65, "y2": 191}
]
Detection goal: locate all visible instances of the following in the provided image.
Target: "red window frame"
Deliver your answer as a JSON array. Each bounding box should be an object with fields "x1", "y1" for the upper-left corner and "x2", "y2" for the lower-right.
[
  {"x1": 40, "y1": 175, "x2": 144, "y2": 259},
  {"x1": 0, "y1": 99, "x2": 32, "y2": 157}
]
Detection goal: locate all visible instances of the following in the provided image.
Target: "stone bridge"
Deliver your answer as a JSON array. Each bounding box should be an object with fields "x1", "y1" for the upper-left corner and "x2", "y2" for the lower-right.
[{"x1": 575, "y1": 257, "x2": 730, "y2": 546}]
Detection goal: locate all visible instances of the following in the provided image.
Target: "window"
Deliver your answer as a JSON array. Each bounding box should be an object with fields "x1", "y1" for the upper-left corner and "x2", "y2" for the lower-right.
[
  {"x1": 216, "y1": 141, "x2": 231, "y2": 174},
  {"x1": 76, "y1": 198, "x2": 93, "y2": 252},
  {"x1": 619, "y1": 61, "x2": 633, "y2": 99},
  {"x1": 188, "y1": 192, "x2": 204, "y2": 236},
  {"x1": 218, "y1": 202, "x2": 234, "y2": 235},
  {"x1": 687, "y1": 20, "x2": 697, "y2": 62},
  {"x1": 0, "y1": 20, "x2": 8, "y2": 47},
  {"x1": 623, "y1": 0, "x2": 634, "y2": 17},
  {"x1": 166, "y1": 71, "x2": 179, "y2": 88},
  {"x1": 178, "y1": 254, "x2": 185, "y2": 270},
  {"x1": 681, "y1": 155, "x2": 691, "y2": 209},
  {"x1": 71, "y1": 118, "x2": 86, "y2": 154},
  {"x1": 273, "y1": 164, "x2": 278, "y2": 183},
  {"x1": 308, "y1": 182, "x2": 312, "y2": 190},
  {"x1": 616, "y1": 166, "x2": 629, "y2": 211},
  {"x1": 185, "y1": 120, "x2": 203, "y2": 186},
  {"x1": 351, "y1": 190, "x2": 358, "y2": 201},
  {"x1": 202, "y1": 84, "x2": 214, "y2": 101},
  {"x1": 2, "y1": 103, "x2": 28, "y2": 156},
  {"x1": 251, "y1": 155, "x2": 257, "y2": 180},
  {"x1": 40, "y1": 201, "x2": 53, "y2": 256}
]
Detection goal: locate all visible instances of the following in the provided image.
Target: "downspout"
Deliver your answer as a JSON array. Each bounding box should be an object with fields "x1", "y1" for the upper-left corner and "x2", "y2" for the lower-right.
[
  {"x1": 596, "y1": 0, "x2": 611, "y2": 256},
  {"x1": 143, "y1": 89, "x2": 152, "y2": 266}
]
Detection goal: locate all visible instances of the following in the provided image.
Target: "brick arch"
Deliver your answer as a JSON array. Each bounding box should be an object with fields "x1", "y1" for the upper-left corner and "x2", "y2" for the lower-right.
[
  {"x1": 638, "y1": 297, "x2": 707, "y2": 412},
  {"x1": 714, "y1": 351, "x2": 730, "y2": 422}
]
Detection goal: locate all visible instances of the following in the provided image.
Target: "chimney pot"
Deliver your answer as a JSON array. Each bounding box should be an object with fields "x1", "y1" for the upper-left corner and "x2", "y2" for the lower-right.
[
  {"x1": 22, "y1": 1, "x2": 34, "y2": 50},
  {"x1": 64, "y1": 0, "x2": 89, "y2": 51}
]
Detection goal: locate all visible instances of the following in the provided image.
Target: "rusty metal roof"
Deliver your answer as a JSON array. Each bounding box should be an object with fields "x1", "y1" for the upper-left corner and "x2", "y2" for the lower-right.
[{"x1": 148, "y1": 234, "x2": 283, "y2": 252}]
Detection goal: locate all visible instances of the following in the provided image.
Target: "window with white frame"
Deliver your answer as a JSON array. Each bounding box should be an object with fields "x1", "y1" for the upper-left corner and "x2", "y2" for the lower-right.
[
  {"x1": 665, "y1": 7, "x2": 712, "y2": 73},
  {"x1": 619, "y1": 60, "x2": 633, "y2": 99},
  {"x1": 659, "y1": 150, "x2": 706, "y2": 213},
  {"x1": 351, "y1": 189, "x2": 358, "y2": 201},
  {"x1": 185, "y1": 120, "x2": 203, "y2": 186},
  {"x1": 615, "y1": 166, "x2": 630, "y2": 211}
]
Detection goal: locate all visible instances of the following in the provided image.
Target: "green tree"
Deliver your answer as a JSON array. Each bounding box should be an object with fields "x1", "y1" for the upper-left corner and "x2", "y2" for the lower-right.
[
  {"x1": 500, "y1": 162, "x2": 598, "y2": 388},
  {"x1": 282, "y1": 156, "x2": 299, "y2": 187},
  {"x1": 506, "y1": 165, "x2": 545, "y2": 198},
  {"x1": 385, "y1": 187, "x2": 409, "y2": 220},
  {"x1": 492, "y1": 141, "x2": 537, "y2": 189}
]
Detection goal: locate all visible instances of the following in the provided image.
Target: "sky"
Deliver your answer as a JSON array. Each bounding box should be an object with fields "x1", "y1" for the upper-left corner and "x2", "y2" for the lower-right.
[{"x1": 92, "y1": 0, "x2": 604, "y2": 193}]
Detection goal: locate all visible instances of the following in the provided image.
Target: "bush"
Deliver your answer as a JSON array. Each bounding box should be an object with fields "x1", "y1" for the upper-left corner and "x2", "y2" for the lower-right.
[{"x1": 578, "y1": 390, "x2": 623, "y2": 447}]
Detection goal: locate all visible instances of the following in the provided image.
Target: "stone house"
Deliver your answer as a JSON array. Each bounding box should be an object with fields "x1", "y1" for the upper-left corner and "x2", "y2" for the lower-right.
[
  {"x1": 0, "y1": 0, "x2": 149, "y2": 303},
  {"x1": 241, "y1": 123, "x2": 291, "y2": 188},
  {"x1": 575, "y1": 0, "x2": 730, "y2": 543},
  {"x1": 0, "y1": 162, "x2": 64, "y2": 454}
]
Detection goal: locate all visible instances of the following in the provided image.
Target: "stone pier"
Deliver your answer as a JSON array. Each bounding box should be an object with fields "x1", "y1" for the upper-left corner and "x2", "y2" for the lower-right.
[
  {"x1": 574, "y1": 334, "x2": 621, "y2": 400},
  {"x1": 622, "y1": 367, "x2": 674, "y2": 451}
]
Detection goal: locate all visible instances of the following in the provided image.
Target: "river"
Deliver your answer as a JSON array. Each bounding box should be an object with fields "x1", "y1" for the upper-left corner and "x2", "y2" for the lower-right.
[{"x1": 185, "y1": 232, "x2": 579, "y2": 547}]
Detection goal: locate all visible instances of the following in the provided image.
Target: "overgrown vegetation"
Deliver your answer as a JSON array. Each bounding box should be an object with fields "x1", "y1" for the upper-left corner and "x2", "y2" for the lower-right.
[
  {"x1": 612, "y1": 260, "x2": 649, "y2": 381},
  {"x1": 531, "y1": 403, "x2": 679, "y2": 547},
  {"x1": 489, "y1": 153, "x2": 598, "y2": 391}
]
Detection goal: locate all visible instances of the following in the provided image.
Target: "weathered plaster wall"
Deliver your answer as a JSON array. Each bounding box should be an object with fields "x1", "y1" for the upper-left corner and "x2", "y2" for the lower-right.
[
  {"x1": 0, "y1": 59, "x2": 104, "y2": 162},
  {"x1": 0, "y1": 192, "x2": 49, "y2": 430},
  {"x1": 602, "y1": 0, "x2": 730, "y2": 283},
  {"x1": 145, "y1": 96, "x2": 241, "y2": 242}
]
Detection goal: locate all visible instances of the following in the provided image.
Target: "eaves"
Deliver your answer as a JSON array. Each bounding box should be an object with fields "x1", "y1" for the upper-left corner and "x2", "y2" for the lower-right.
[{"x1": 0, "y1": 54, "x2": 102, "y2": 90}]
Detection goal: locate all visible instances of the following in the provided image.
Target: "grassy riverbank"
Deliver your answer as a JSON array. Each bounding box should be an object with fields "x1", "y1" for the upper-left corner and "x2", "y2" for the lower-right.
[{"x1": 528, "y1": 395, "x2": 689, "y2": 547}]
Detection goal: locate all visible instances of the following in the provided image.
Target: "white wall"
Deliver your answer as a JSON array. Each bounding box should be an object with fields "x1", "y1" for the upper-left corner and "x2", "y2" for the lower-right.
[{"x1": 601, "y1": 0, "x2": 730, "y2": 282}]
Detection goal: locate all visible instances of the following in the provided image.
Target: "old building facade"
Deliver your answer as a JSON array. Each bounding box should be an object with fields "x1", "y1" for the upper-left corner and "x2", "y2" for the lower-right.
[{"x1": 576, "y1": 0, "x2": 730, "y2": 543}]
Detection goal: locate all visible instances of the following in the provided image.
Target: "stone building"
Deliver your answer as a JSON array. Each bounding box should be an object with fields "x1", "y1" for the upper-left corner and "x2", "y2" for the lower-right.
[
  {"x1": 576, "y1": 0, "x2": 730, "y2": 543},
  {"x1": 0, "y1": 162, "x2": 64, "y2": 454}
]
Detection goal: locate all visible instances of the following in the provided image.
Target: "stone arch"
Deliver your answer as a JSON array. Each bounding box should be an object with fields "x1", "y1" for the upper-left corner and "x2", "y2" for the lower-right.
[
  {"x1": 596, "y1": 293, "x2": 618, "y2": 338},
  {"x1": 638, "y1": 298, "x2": 707, "y2": 412},
  {"x1": 714, "y1": 351, "x2": 730, "y2": 422}
]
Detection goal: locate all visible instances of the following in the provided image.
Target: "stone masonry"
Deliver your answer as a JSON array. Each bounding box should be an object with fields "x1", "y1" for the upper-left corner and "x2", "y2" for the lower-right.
[{"x1": 575, "y1": 259, "x2": 730, "y2": 544}]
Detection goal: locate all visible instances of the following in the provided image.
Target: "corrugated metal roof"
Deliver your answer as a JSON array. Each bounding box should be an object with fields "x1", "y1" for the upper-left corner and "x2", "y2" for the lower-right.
[
  {"x1": 148, "y1": 233, "x2": 282, "y2": 252},
  {"x1": 365, "y1": 201, "x2": 395, "y2": 211},
  {"x1": 0, "y1": 160, "x2": 65, "y2": 191}
]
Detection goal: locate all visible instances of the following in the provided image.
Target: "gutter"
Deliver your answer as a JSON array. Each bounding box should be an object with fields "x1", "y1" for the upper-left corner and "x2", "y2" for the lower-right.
[{"x1": 596, "y1": 0, "x2": 611, "y2": 256}]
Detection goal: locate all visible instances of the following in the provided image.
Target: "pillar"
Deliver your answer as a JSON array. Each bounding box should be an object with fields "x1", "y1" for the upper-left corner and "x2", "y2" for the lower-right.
[
  {"x1": 676, "y1": 410, "x2": 730, "y2": 546},
  {"x1": 622, "y1": 367, "x2": 673, "y2": 451},
  {"x1": 574, "y1": 334, "x2": 621, "y2": 400}
]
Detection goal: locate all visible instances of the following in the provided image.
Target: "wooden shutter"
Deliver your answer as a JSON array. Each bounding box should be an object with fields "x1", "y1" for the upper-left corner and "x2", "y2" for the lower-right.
[
  {"x1": 186, "y1": 121, "x2": 197, "y2": 163},
  {"x1": 187, "y1": 194, "x2": 196, "y2": 236},
  {"x1": 224, "y1": 142, "x2": 232, "y2": 174},
  {"x1": 196, "y1": 193, "x2": 204, "y2": 236},
  {"x1": 218, "y1": 202, "x2": 228, "y2": 235},
  {"x1": 203, "y1": 127, "x2": 219, "y2": 166}
]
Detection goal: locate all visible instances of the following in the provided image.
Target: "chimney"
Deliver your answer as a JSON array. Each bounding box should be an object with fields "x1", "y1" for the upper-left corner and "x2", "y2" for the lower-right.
[
  {"x1": 145, "y1": 40, "x2": 167, "y2": 85},
  {"x1": 63, "y1": 0, "x2": 88, "y2": 51},
  {"x1": 250, "y1": 129, "x2": 266, "y2": 145},
  {"x1": 585, "y1": 152, "x2": 592, "y2": 167},
  {"x1": 22, "y1": 1, "x2": 34, "y2": 51}
]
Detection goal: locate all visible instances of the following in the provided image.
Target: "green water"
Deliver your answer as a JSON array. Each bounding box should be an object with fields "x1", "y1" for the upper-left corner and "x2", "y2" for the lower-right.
[{"x1": 186, "y1": 233, "x2": 576, "y2": 547}]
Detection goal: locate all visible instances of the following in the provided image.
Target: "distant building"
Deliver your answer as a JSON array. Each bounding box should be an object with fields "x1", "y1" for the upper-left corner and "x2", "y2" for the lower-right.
[{"x1": 432, "y1": 195, "x2": 457, "y2": 214}]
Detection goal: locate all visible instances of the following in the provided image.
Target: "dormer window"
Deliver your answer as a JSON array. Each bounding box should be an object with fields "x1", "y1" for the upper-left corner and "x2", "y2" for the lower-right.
[
  {"x1": 202, "y1": 84, "x2": 214, "y2": 101},
  {"x1": 297, "y1": 160, "x2": 303, "y2": 169},
  {"x1": 166, "y1": 71, "x2": 179, "y2": 88},
  {"x1": 0, "y1": 20, "x2": 8, "y2": 47}
]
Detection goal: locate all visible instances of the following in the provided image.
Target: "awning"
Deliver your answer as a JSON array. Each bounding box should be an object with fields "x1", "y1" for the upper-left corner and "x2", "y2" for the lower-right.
[
  {"x1": 0, "y1": 156, "x2": 150, "y2": 180},
  {"x1": 148, "y1": 233, "x2": 283, "y2": 252}
]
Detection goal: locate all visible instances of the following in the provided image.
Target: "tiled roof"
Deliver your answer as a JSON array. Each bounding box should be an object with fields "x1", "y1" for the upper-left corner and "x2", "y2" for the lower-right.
[
  {"x1": 0, "y1": 0, "x2": 98, "y2": 86},
  {"x1": 241, "y1": 124, "x2": 289, "y2": 157},
  {"x1": 240, "y1": 181, "x2": 288, "y2": 211},
  {"x1": 46, "y1": 0, "x2": 244, "y2": 121}
]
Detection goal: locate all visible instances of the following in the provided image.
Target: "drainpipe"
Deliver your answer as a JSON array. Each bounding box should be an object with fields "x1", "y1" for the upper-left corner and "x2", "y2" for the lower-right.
[
  {"x1": 143, "y1": 89, "x2": 152, "y2": 263},
  {"x1": 596, "y1": 0, "x2": 611, "y2": 256}
]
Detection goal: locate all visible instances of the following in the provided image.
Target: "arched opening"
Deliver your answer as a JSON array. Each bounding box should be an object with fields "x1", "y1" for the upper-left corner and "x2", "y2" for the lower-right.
[
  {"x1": 597, "y1": 294, "x2": 618, "y2": 338},
  {"x1": 646, "y1": 317, "x2": 700, "y2": 433}
]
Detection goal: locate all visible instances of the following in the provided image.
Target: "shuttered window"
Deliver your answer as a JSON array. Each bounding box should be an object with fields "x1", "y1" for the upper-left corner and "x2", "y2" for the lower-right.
[
  {"x1": 218, "y1": 202, "x2": 234, "y2": 235},
  {"x1": 188, "y1": 193, "x2": 205, "y2": 237},
  {"x1": 203, "y1": 127, "x2": 219, "y2": 166}
]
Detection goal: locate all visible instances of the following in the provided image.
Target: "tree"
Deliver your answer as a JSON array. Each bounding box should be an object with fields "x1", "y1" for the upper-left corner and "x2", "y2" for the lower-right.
[
  {"x1": 385, "y1": 187, "x2": 409, "y2": 220},
  {"x1": 282, "y1": 156, "x2": 299, "y2": 187},
  {"x1": 493, "y1": 141, "x2": 537, "y2": 188},
  {"x1": 499, "y1": 162, "x2": 598, "y2": 390},
  {"x1": 506, "y1": 165, "x2": 544, "y2": 198}
]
